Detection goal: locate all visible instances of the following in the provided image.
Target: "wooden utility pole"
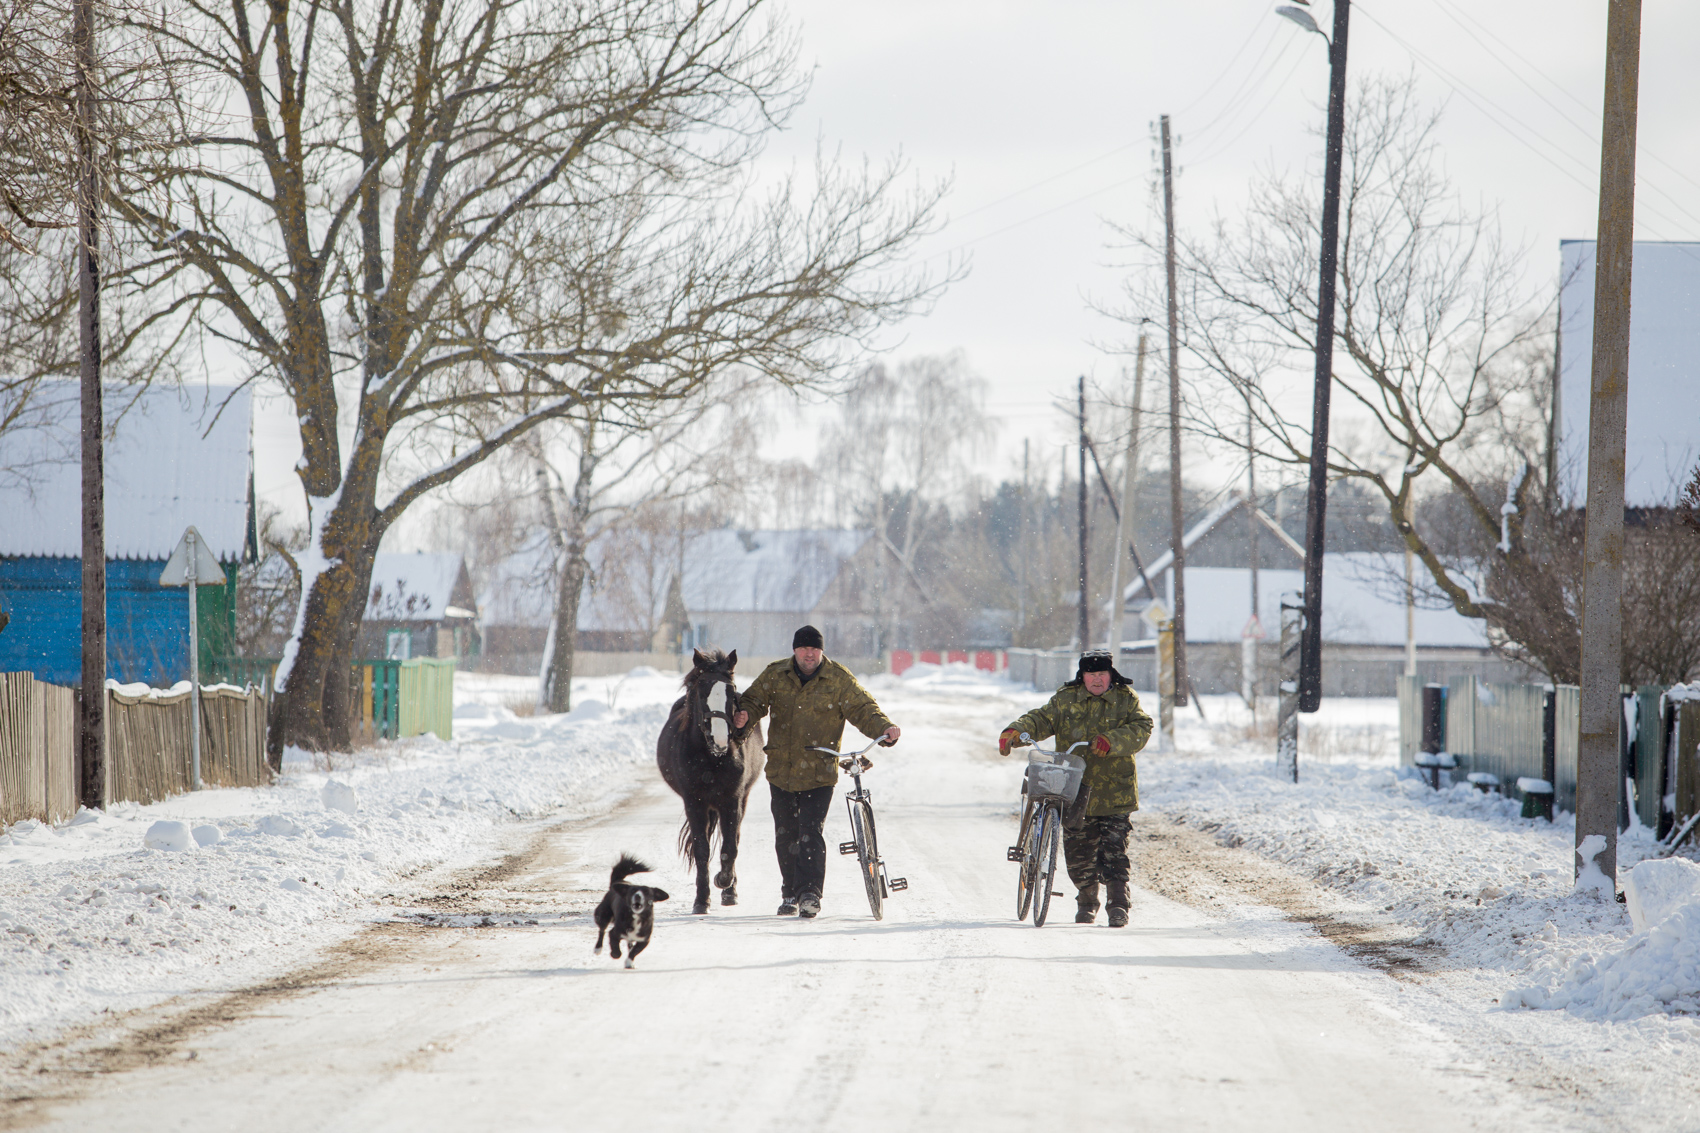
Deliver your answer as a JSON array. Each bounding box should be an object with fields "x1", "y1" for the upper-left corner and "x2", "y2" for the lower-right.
[
  {"x1": 1077, "y1": 376, "x2": 1090, "y2": 650},
  {"x1": 1105, "y1": 333, "x2": 1148, "y2": 649},
  {"x1": 1297, "y1": 0, "x2": 1352, "y2": 714},
  {"x1": 1161, "y1": 115, "x2": 1187, "y2": 706},
  {"x1": 74, "y1": 0, "x2": 105, "y2": 811},
  {"x1": 1245, "y1": 411, "x2": 1261, "y2": 709},
  {"x1": 1576, "y1": 0, "x2": 1643, "y2": 891}
]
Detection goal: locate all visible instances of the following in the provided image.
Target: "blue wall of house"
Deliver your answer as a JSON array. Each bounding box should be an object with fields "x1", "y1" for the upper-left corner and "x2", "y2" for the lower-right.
[{"x1": 0, "y1": 557, "x2": 235, "y2": 687}]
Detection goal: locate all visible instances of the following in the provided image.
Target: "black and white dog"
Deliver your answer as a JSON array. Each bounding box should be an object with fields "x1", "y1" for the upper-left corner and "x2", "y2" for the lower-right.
[{"x1": 594, "y1": 854, "x2": 670, "y2": 969}]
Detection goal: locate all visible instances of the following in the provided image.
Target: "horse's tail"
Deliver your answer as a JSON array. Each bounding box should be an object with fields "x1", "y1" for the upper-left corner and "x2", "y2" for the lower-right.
[
  {"x1": 677, "y1": 808, "x2": 721, "y2": 863},
  {"x1": 610, "y1": 853, "x2": 653, "y2": 886}
]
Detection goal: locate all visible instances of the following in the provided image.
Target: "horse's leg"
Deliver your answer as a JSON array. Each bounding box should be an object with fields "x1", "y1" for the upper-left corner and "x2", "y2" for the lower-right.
[
  {"x1": 716, "y1": 796, "x2": 744, "y2": 905},
  {"x1": 683, "y1": 798, "x2": 712, "y2": 914}
]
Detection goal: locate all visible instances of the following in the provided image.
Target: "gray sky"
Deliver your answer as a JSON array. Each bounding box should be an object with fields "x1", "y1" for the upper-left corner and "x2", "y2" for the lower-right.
[{"x1": 258, "y1": 0, "x2": 1700, "y2": 536}]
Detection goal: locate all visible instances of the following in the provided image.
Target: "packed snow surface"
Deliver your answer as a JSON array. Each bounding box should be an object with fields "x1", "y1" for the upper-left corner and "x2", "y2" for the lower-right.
[{"x1": 0, "y1": 668, "x2": 680, "y2": 1046}]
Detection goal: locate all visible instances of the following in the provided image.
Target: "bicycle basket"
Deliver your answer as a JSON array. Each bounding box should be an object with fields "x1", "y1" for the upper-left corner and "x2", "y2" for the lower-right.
[{"x1": 1025, "y1": 753, "x2": 1085, "y2": 803}]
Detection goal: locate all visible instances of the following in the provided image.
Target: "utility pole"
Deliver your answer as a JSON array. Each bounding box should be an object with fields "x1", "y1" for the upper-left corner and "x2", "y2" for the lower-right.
[
  {"x1": 1576, "y1": 0, "x2": 1642, "y2": 891},
  {"x1": 1018, "y1": 439, "x2": 1029, "y2": 640},
  {"x1": 1104, "y1": 333, "x2": 1148, "y2": 650},
  {"x1": 1161, "y1": 115, "x2": 1187, "y2": 706},
  {"x1": 1403, "y1": 493, "x2": 1417, "y2": 677},
  {"x1": 1077, "y1": 375, "x2": 1090, "y2": 651},
  {"x1": 1245, "y1": 411, "x2": 1261, "y2": 710},
  {"x1": 1297, "y1": 0, "x2": 1351, "y2": 714},
  {"x1": 74, "y1": 0, "x2": 105, "y2": 811}
]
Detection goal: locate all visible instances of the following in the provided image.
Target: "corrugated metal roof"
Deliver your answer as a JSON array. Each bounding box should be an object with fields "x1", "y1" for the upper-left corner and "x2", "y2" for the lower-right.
[
  {"x1": 365, "y1": 552, "x2": 469, "y2": 621},
  {"x1": 679, "y1": 529, "x2": 870, "y2": 614},
  {"x1": 0, "y1": 382, "x2": 252, "y2": 560}
]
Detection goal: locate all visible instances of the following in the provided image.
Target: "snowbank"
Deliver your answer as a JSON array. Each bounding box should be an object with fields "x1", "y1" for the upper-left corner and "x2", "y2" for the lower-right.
[{"x1": 0, "y1": 668, "x2": 685, "y2": 1047}]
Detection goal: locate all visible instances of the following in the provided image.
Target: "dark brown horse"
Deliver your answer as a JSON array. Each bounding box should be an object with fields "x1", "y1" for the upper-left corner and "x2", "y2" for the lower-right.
[{"x1": 656, "y1": 649, "x2": 765, "y2": 914}]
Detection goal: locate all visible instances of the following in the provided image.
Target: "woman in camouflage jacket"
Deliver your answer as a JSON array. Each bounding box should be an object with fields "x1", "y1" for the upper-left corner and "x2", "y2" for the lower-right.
[{"x1": 999, "y1": 650, "x2": 1153, "y2": 927}]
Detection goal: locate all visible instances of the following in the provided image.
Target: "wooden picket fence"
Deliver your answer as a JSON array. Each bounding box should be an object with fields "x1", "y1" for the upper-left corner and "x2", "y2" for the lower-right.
[
  {"x1": 106, "y1": 683, "x2": 270, "y2": 805},
  {"x1": 0, "y1": 672, "x2": 270, "y2": 824},
  {"x1": 0, "y1": 672, "x2": 76, "y2": 825}
]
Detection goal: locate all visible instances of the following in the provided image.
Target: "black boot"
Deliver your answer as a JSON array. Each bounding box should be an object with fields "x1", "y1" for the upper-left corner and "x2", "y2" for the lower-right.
[
  {"x1": 1075, "y1": 883, "x2": 1099, "y2": 924},
  {"x1": 1106, "y1": 880, "x2": 1130, "y2": 928}
]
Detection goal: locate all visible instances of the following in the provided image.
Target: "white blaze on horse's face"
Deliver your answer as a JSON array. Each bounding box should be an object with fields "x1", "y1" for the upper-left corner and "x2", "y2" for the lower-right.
[{"x1": 707, "y1": 680, "x2": 730, "y2": 748}]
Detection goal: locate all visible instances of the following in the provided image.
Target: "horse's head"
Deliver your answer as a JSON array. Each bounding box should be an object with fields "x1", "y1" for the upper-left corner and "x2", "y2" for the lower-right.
[{"x1": 685, "y1": 648, "x2": 739, "y2": 755}]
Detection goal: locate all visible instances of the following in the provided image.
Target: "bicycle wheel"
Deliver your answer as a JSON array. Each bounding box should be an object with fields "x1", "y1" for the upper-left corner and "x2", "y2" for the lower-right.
[
  {"x1": 1015, "y1": 804, "x2": 1040, "y2": 920},
  {"x1": 1031, "y1": 807, "x2": 1061, "y2": 927},
  {"x1": 850, "y1": 799, "x2": 883, "y2": 920}
]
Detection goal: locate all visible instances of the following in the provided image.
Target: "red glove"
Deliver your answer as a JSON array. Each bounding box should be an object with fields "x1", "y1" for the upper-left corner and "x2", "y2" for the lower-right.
[
  {"x1": 998, "y1": 729, "x2": 1019, "y2": 756},
  {"x1": 1091, "y1": 735, "x2": 1112, "y2": 756}
]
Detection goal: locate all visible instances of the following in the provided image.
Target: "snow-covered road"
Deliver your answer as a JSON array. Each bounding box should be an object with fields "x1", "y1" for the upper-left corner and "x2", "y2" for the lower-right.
[{"x1": 11, "y1": 674, "x2": 1551, "y2": 1131}]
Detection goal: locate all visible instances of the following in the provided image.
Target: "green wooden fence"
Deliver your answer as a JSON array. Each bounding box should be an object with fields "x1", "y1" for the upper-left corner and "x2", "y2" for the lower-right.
[{"x1": 210, "y1": 656, "x2": 448, "y2": 742}]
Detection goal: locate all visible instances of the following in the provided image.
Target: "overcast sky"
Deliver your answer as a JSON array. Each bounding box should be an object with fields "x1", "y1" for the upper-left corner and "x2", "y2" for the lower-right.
[{"x1": 259, "y1": 0, "x2": 1700, "y2": 540}]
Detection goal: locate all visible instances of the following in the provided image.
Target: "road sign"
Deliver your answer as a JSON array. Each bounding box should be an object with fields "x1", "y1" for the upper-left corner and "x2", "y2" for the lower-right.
[
  {"x1": 159, "y1": 526, "x2": 223, "y2": 587},
  {"x1": 1242, "y1": 615, "x2": 1266, "y2": 641},
  {"x1": 1141, "y1": 599, "x2": 1169, "y2": 627},
  {"x1": 159, "y1": 526, "x2": 219, "y2": 791}
]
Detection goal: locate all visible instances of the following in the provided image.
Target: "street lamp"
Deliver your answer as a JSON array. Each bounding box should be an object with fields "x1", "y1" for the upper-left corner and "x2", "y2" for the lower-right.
[{"x1": 1277, "y1": 0, "x2": 1350, "y2": 714}]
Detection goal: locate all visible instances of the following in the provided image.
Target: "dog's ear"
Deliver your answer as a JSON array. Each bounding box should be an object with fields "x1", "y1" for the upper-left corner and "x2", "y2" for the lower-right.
[{"x1": 651, "y1": 888, "x2": 670, "y2": 902}]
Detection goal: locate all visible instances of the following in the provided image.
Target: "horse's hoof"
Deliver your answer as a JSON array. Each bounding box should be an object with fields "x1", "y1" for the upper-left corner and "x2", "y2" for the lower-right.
[
  {"x1": 721, "y1": 889, "x2": 737, "y2": 906},
  {"x1": 713, "y1": 869, "x2": 733, "y2": 888},
  {"x1": 692, "y1": 901, "x2": 710, "y2": 915}
]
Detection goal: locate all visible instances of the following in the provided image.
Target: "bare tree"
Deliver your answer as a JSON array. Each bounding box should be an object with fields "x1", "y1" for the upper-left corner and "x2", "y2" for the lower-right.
[
  {"x1": 820, "y1": 352, "x2": 993, "y2": 650},
  {"x1": 113, "y1": 0, "x2": 947, "y2": 753},
  {"x1": 531, "y1": 382, "x2": 759, "y2": 713},
  {"x1": 1107, "y1": 75, "x2": 1617, "y2": 678}
]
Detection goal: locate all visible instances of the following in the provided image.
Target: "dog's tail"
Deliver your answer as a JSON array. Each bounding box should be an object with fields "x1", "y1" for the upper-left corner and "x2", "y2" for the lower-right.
[{"x1": 610, "y1": 853, "x2": 653, "y2": 886}]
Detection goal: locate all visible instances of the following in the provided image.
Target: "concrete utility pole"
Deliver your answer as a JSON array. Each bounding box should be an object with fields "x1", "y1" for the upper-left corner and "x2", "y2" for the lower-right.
[
  {"x1": 1077, "y1": 376, "x2": 1090, "y2": 650},
  {"x1": 1576, "y1": 0, "x2": 1643, "y2": 890},
  {"x1": 1296, "y1": 0, "x2": 1351, "y2": 714},
  {"x1": 74, "y1": 0, "x2": 105, "y2": 811},
  {"x1": 1161, "y1": 114, "x2": 1187, "y2": 707},
  {"x1": 1244, "y1": 412, "x2": 1261, "y2": 710},
  {"x1": 1104, "y1": 332, "x2": 1149, "y2": 650}
]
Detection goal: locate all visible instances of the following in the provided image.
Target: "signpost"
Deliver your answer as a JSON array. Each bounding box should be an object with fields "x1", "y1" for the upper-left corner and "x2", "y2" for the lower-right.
[{"x1": 159, "y1": 526, "x2": 222, "y2": 790}]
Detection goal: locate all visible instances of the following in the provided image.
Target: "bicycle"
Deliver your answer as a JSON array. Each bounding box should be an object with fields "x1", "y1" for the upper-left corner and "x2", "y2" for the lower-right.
[
  {"x1": 1006, "y1": 733, "x2": 1087, "y2": 927},
  {"x1": 807, "y1": 737, "x2": 906, "y2": 920}
]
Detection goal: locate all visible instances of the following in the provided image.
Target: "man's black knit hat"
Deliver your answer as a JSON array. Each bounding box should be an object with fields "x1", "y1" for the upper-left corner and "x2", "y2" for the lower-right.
[{"x1": 792, "y1": 624, "x2": 824, "y2": 650}]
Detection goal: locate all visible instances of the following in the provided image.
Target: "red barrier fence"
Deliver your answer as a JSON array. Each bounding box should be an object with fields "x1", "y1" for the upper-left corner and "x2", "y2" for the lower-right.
[{"x1": 887, "y1": 650, "x2": 1007, "y2": 677}]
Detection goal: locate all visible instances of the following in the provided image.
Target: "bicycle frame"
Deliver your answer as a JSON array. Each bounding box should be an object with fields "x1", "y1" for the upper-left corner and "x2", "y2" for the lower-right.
[{"x1": 808, "y1": 738, "x2": 908, "y2": 913}]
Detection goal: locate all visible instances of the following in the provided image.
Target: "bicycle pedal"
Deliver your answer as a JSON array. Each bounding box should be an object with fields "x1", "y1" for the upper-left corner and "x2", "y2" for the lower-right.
[
  {"x1": 1006, "y1": 846, "x2": 1024, "y2": 862},
  {"x1": 838, "y1": 841, "x2": 858, "y2": 855},
  {"x1": 888, "y1": 878, "x2": 907, "y2": 891}
]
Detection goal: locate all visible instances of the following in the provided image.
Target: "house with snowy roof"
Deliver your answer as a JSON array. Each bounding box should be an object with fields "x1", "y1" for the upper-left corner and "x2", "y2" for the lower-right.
[
  {"x1": 478, "y1": 527, "x2": 900, "y2": 673},
  {"x1": 0, "y1": 382, "x2": 255, "y2": 686},
  {"x1": 1115, "y1": 493, "x2": 1538, "y2": 695},
  {"x1": 356, "y1": 551, "x2": 479, "y2": 661}
]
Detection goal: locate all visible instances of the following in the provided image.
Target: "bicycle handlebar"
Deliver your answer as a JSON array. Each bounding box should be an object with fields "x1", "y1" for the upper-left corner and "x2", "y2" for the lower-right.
[
  {"x1": 1018, "y1": 732, "x2": 1089, "y2": 759},
  {"x1": 807, "y1": 736, "x2": 890, "y2": 771}
]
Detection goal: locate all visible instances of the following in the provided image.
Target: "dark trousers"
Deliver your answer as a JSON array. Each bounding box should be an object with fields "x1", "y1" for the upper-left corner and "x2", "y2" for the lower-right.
[
  {"x1": 1063, "y1": 813, "x2": 1132, "y2": 909},
  {"x1": 770, "y1": 783, "x2": 835, "y2": 899}
]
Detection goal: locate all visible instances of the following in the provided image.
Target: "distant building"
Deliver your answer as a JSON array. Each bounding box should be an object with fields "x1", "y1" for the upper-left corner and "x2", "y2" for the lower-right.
[
  {"x1": 478, "y1": 527, "x2": 900, "y2": 673},
  {"x1": 0, "y1": 383, "x2": 255, "y2": 686},
  {"x1": 358, "y1": 552, "x2": 479, "y2": 660},
  {"x1": 1117, "y1": 494, "x2": 1538, "y2": 695}
]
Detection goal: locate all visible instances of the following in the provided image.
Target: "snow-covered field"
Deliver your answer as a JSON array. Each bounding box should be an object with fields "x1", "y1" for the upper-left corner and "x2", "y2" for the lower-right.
[
  {"x1": 4, "y1": 660, "x2": 1700, "y2": 1127},
  {"x1": 0, "y1": 668, "x2": 684, "y2": 1047}
]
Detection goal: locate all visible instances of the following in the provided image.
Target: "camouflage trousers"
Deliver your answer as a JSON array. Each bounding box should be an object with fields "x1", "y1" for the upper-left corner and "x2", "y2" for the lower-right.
[{"x1": 1063, "y1": 813, "x2": 1132, "y2": 909}]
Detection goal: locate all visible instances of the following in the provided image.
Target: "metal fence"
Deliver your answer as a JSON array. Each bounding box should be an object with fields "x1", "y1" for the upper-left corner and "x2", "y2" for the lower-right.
[{"x1": 398, "y1": 657, "x2": 454, "y2": 740}]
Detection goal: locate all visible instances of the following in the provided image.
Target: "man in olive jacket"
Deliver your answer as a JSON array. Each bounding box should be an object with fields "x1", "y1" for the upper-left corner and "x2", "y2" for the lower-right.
[
  {"x1": 1000, "y1": 650, "x2": 1153, "y2": 927},
  {"x1": 732, "y1": 625, "x2": 900, "y2": 919}
]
